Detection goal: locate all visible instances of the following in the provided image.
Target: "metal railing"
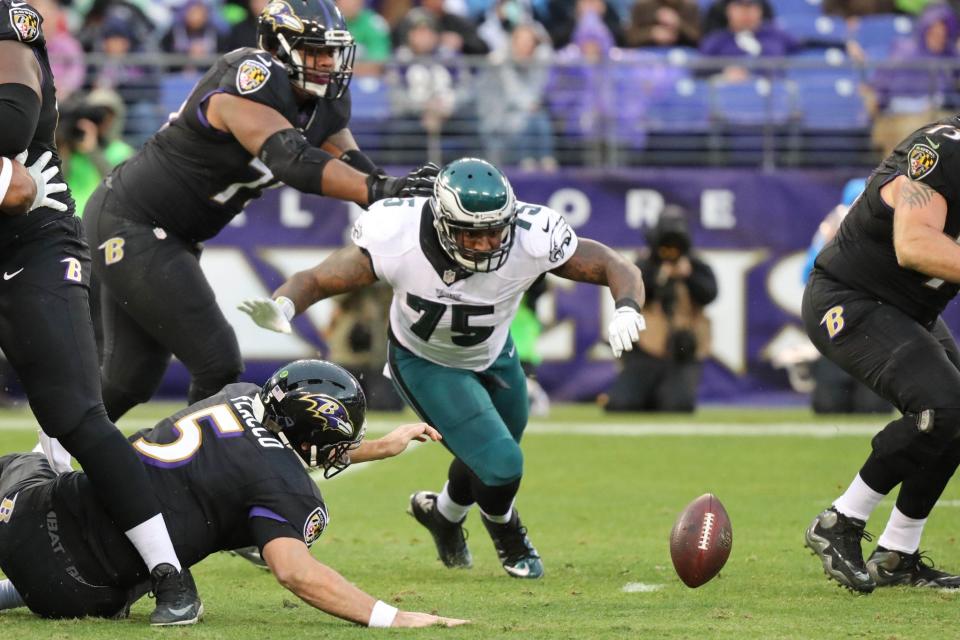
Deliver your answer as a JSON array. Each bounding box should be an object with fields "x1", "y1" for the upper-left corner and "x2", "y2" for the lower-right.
[{"x1": 73, "y1": 52, "x2": 960, "y2": 169}]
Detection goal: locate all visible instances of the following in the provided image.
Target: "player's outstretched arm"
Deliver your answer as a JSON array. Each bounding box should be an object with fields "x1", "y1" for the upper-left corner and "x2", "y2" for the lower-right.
[
  {"x1": 887, "y1": 175, "x2": 960, "y2": 282},
  {"x1": 551, "y1": 239, "x2": 648, "y2": 358},
  {"x1": 238, "y1": 245, "x2": 377, "y2": 332},
  {"x1": 350, "y1": 423, "x2": 442, "y2": 463},
  {"x1": 262, "y1": 537, "x2": 468, "y2": 628}
]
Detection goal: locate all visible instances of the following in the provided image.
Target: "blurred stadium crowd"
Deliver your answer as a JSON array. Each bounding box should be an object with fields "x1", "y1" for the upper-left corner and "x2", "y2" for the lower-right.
[{"x1": 39, "y1": 0, "x2": 960, "y2": 180}]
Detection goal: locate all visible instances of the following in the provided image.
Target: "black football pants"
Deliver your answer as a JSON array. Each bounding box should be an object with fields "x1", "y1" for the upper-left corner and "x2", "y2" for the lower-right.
[
  {"x1": 803, "y1": 271, "x2": 960, "y2": 519},
  {"x1": 84, "y1": 184, "x2": 243, "y2": 421},
  {"x1": 0, "y1": 217, "x2": 170, "y2": 531}
]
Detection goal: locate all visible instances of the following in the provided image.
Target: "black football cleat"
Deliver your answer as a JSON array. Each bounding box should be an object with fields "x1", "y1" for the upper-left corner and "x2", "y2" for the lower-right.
[
  {"x1": 227, "y1": 545, "x2": 270, "y2": 570},
  {"x1": 805, "y1": 507, "x2": 875, "y2": 593},
  {"x1": 867, "y1": 547, "x2": 960, "y2": 588},
  {"x1": 149, "y1": 563, "x2": 203, "y2": 626},
  {"x1": 481, "y1": 510, "x2": 544, "y2": 579},
  {"x1": 408, "y1": 491, "x2": 473, "y2": 569}
]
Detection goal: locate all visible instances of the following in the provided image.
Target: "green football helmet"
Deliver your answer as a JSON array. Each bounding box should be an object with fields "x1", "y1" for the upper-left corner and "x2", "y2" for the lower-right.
[{"x1": 431, "y1": 158, "x2": 517, "y2": 273}]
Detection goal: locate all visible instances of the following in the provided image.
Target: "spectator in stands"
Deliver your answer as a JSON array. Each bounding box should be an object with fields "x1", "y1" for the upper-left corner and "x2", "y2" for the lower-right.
[
  {"x1": 338, "y1": 0, "x2": 393, "y2": 72},
  {"x1": 224, "y1": 0, "x2": 268, "y2": 50},
  {"x1": 896, "y1": 0, "x2": 938, "y2": 14},
  {"x1": 393, "y1": 0, "x2": 490, "y2": 55},
  {"x1": 32, "y1": 0, "x2": 86, "y2": 101},
  {"x1": 77, "y1": 1, "x2": 156, "y2": 54},
  {"x1": 388, "y1": 8, "x2": 475, "y2": 156},
  {"x1": 602, "y1": 206, "x2": 717, "y2": 413},
  {"x1": 547, "y1": 7, "x2": 661, "y2": 158},
  {"x1": 478, "y1": 21, "x2": 556, "y2": 169},
  {"x1": 477, "y1": 0, "x2": 537, "y2": 52},
  {"x1": 161, "y1": 0, "x2": 225, "y2": 67},
  {"x1": 539, "y1": 0, "x2": 625, "y2": 49},
  {"x1": 823, "y1": 0, "x2": 896, "y2": 18},
  {"x1": 699, "y1": 0, "x2": 798, "y2": 81},
  {"x1": 701, "y1": 0, "x2": 771, "y2": 37},
  {"x1": 625, "y1": 0, "x2": 701, "y2": 48},
  {"x1": 91, "y1": 11, "x2": 162, "y2": 145},
  {"x1": 867, "y1": 3, "x2": 959, "y2": 155}
]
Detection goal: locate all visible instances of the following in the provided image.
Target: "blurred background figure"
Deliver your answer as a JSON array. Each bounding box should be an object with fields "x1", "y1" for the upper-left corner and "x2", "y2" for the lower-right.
[
  {"x1": 801, "y1": 178, "x2": 893, "y2": 414},
  {"x1": 866, "y1": 3, "x2": 960, "y2": 156},
  {"x1": 160, "y1": 0, "x2": 226, "y2": 71},
  {"x1": 338, "y1": 0, "x2": 394, "y2": 73},
  {"x1": 624, "y1": 0, "x2": 700, "y2": 48},
  {"x1": 699, "y1": 0, "x2": 797, "y2": 82},
  {"x1": 509, "y1": 275, "x2": 550, "y2": 417},
  {"x1": 324, "y1": 286, "x2": 404, "y2": 411},
  {"x1": 31, "y1": 0, "x2": 86, "y2": 101},
  {"x1": 478, "y1": 20, "x2": 556, "y2": 170},
  {"x1": 223, "y1": 0, "x2": 269, "y2": 50},
  {"x1": 392, "y1": 0, "x2": 490, "y2": 54},
  {"x1": 602, "y1": 206, "x2": 717, "y2": 413},
  {"x1": 539, "y1": 0, "x2": 625, "y2": 49}
]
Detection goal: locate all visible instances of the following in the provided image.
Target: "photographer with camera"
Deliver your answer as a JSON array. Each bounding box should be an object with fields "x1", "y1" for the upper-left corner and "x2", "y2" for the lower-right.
[
  {"x1": 56, "y1": 89, "x2": 134, "y2": 216},
  {"x1": 602, "y1": 206, "x2": 717, "y2": 412}
]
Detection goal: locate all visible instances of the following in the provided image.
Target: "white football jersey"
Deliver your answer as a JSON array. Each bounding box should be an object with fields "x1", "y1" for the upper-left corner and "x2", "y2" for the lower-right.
[{"x1": 351, "y1": 197, "x2": 578, "y2": 371}]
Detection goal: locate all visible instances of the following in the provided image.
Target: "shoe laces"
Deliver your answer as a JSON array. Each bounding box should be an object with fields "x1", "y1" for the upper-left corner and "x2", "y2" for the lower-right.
[
  {"x1": 834, "y1": 512, "x2": 873, "y2": 559},
  {"x1": 496, "y1": 524, "x2": 539, "y2": 563}
]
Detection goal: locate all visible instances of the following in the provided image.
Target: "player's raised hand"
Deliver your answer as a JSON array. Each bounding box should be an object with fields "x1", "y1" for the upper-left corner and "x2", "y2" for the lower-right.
[
  {"x1": 15, "y1": 150, "x2": 68, "y2": 213},
  {"x1": 238, "y1": 297, "x2": 292, "y2": 333},
  {"x1": 608, "y1": 306, "x2": 646, "y2": 358},
  {"x1": 393, "y1": 611, "x2": 469, "y2": 628},
  {"x1": 365, "y1": 162, "x2": 440, "y2": 203}
]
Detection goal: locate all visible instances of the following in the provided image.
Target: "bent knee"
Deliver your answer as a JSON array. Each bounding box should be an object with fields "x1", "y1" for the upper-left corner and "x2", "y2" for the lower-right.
[{"x1": 470, "y1": 439, "x2": 524, "y2": 486}]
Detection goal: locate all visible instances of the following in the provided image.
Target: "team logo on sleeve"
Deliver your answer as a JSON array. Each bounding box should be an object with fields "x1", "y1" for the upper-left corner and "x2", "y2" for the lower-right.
[
  {"x1": 0, "y1": 493, "x2": 17, "y2": 523},
  {"x1": 299, "y1": 394, "x2": 355, "y2": 437},
  {"x1": 908, "y1": 143, "x2": 939, "y2": 181},
  {"x1": 261, "y1": 1, "x2": 304, "y2": 33},
  {"x1": 237, "y1": 59, "x2": 271, "y2": 95},
  {"x1": 549, "y1": 220, "x2": 573, "y2": 263},
  {"x1": 302, "y1": 505, "x2": 328, "y2": 546},
  {"x1": 9, "y1": 6, "x2": 40, "y2": 43}
]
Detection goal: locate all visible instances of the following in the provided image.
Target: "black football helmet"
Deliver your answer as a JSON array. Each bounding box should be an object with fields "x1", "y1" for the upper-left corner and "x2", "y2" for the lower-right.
[
  {"x1": 258, "y1": 359, "x2": 366, "y2": 477},
  {"x1": 257, "y1": 0, "x2": 356, "y2": 99}
]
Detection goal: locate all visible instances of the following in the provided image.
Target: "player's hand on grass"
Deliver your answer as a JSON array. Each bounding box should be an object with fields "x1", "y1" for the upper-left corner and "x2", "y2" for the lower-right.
[
  {"x1": 607, "y1": 306, "x2": 646, "y2": 358},
  {"x1": 393, "y1": 611, "x2": 469, "y2": 628},
  {"x1": 15, "y1": 150, "x2": 68, "y2": 213},
  {"x1": 238, "y1": 297, "x2": 293, "y2": 334}
]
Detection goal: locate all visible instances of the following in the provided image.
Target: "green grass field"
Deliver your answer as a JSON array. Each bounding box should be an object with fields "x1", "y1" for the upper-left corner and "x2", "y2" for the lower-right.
[{"x1": 1, "y1": 403, "x2": 958, "y2": 639}]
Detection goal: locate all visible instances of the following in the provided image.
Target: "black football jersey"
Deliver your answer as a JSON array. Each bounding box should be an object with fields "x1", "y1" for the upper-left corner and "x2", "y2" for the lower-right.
[
  {"x1": 109, "y1": 48, "x2": 351, "y2": 242},
  {"x1": 815, "y1": 116, "x2": 960, "y2": 325},
  {"x1": 0, "y1": 0, "x2": 75, "y2": 242},
  {"x1": 49, "y1": 383, "x2": 328, "y2": 585}
]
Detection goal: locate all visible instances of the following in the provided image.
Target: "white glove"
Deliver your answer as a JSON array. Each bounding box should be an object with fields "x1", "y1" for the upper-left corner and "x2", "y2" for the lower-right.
[
  {"x1": 238, "y1": 296, "x2": 294, "y2": 333},
  {"x1": 15, "y1": 150, "x2": 68, "y2": 212},
  {"x1": 608, "y1": 306, "x2": 646, "y2": 358}
]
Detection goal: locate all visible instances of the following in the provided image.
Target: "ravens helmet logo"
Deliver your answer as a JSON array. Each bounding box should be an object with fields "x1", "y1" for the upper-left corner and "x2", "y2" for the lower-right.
[
  {"x1": 261, "y1": 0, "x2": 304, "y2": 33},
  {"x1": 298, "y1": 394, "x2": 354, "y2": 437}
]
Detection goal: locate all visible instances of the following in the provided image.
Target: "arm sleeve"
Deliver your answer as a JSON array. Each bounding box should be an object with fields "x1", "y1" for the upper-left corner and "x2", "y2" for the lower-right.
[
  {"x1": 258, "y1": 128, "x2": 333, "y2": 195},
  {"x1": 0, "y1": 83, "x2": 39, "y2": 156}
]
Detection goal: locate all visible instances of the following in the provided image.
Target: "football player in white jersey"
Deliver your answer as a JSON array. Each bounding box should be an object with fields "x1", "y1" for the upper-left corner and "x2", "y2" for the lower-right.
[{"x1": 240, "y1": 158, "x2": 646, "y2": 579}]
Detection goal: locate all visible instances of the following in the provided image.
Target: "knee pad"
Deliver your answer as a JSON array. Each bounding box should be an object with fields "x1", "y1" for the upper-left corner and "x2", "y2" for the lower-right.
[
  {"x1": 467, "y1": 437, "x2": 524, "y2": 487},
  {"x1": 872, "y1": 408, "x2": 960, "y2": 474}
]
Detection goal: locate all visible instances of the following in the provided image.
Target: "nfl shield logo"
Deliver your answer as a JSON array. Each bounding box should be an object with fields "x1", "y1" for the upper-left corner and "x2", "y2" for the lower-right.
[
  {"x1": 442, "y1": 269, "x2": 456, "y2": 284},
  {"x1": 236, "y1": 59, "x2": 271, "y2": 95},
  {"x1": 10, "y1": 7, "x2": 40, "y2": 42}
]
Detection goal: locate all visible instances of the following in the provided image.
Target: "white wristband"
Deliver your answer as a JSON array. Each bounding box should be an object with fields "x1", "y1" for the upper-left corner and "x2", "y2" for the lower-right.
[
  {"x1": 368, "y1": 600, "x2": 398, "y2": 628},
  {"x1": 0, "y1": 158, "x2": 13, "y2": 206},
  {"x1": 275, "y1": 296, "x2": 295, "y2": 321}
]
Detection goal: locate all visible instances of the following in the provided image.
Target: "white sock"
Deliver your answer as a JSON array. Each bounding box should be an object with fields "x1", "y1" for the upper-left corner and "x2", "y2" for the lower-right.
[
  {"x1": 479, "y1": 501, "x2": 515, "y2": 524},
  {"x1": 833, "y1": 474, "x2": 885, "y2": 522},
  {"x1": 0, "y1": 579, "x2": 24, "y2": 610},
  {"x1": 124, "y1": 513, "x2": 182, "y2": 572},
  {"x1": 435, "y1": 482, "x2": 471, "y2": 523},
  {"x1": 878, "y1": 507, "x2": 926, "y2": 554}
]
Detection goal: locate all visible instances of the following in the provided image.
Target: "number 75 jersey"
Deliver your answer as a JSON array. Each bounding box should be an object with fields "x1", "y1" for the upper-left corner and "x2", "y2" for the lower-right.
[{"x1": 352, "y1": 197, "x2": 578, "y2": 371}]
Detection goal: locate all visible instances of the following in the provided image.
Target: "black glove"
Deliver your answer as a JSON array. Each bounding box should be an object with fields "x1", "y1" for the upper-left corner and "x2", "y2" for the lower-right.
[{"x1": 366, "y1": 162, "x2": 440, "y2": 203}]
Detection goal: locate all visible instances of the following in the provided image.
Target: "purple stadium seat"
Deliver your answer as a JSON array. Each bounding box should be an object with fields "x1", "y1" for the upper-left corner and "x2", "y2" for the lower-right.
[
  {"x1": 853, "y1": 13, "x2": 914, "y2": 59},
  {"x1": 793, "y1": 74, "x2": 869, "y2": 130},
  {"x1": 775, "y1": 13, "x2": 847, "y2": 44},
  {"x1": 713, "y1": 78, "x2": 793, "y2": 127}
]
